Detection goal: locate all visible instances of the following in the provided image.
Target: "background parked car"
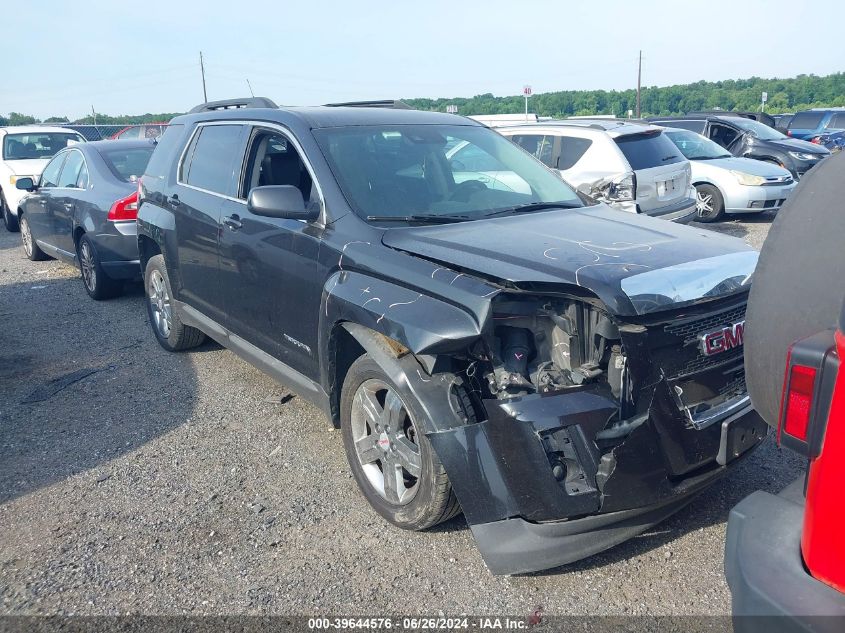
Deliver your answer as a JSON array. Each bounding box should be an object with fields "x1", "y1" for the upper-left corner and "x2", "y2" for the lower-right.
[
  {"x1": 110, "y1": 123, "x2": 168, "y2": 140},
  {"x1": 785, "y1": 108, "x2": 845, "y2": 140},
  {"x1": 773, "y1": 113, "x2": 794, "y2": 133},
  {"x1": 498, "y1": 119, "x2": 697, "y2": 222},
  {"x1": 725, "y1": 151, "x2": 845, "y2": 630},
  {"x1": 649, "y1": 114, "x2": 830, "y2": 180},
  {"x1": 16, "y1": 139, "x2": 154, "y2": 299},
  {"x1": 663, "y1": 128, "x2": 795, "y2": 222},
  {"x1": 0, "y1": 126, "x2": 86, "y2": 232},
  {"x1": 687, "y1": 110, "x2": 777, "y2": 129}
]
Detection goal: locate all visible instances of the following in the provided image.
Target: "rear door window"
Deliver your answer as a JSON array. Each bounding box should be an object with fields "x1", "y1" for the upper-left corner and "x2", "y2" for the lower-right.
[
  {"x1": 510, "y1": 134, "x2": 556, "y2": 168},
  {"x1": 58, "y1": 151, "x2": 85, "y2": 188},
  {"x1": 789, "y1": 112, "x2": 825, "y2": 130},
  {"x1": 614, "y1": 131, "x2": 683, "y2": 170},
  {"x1": 181, "y1": 124, "x2": 245, "y2": 196}
]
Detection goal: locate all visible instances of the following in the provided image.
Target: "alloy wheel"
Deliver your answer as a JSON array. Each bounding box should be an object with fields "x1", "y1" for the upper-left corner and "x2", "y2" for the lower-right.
[
  {"x1": 79, "y1": 241, "x2": 96, "y2": 292},
  {"x1": 20, "y1": 219, "x2": 33, "y2": 257},
  {"x1": 696, "y1": 190, "x2": 715, "y2": 218},
  {"x1": 148, "y1": 270, "x2": 172, "y2": 338},
  {"x1": 350, "y1": 379, "x2": 422, "y2": 505}
]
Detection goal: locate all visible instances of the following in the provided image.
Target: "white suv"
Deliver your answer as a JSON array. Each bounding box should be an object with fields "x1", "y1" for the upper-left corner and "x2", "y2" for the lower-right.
[
  {"x1": 497, "y1": 120, "x2": 697, "y2": 222},
  {"x1": 0, "y1": 126, "x2": 85, "y2": 231}
]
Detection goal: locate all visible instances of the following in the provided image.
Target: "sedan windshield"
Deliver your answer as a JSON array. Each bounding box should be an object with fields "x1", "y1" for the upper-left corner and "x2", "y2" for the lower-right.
[
  {"x1": 730, "y1": 118, "x2": 787, "y2": 141},
  {"x1": 313, "y1": 124, "x2": 583, "y2": 223},
  {"x1": 3, "y1": 132, "x2": 85, "y2": 160},
  {"x1": 665, "y1": 129, "x2": 732, "y2": 160}
]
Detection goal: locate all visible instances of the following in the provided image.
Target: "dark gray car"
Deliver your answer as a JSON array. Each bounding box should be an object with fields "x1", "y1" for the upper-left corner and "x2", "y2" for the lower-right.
[{"x1": 16, "y1": 139, "x2": 153, "y2": 299}]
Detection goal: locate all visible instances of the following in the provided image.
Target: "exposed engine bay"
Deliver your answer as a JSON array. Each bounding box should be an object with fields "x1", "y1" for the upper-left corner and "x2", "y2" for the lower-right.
[{"x1": 480, "y1": 296, "x2": 624, "y2": 402}]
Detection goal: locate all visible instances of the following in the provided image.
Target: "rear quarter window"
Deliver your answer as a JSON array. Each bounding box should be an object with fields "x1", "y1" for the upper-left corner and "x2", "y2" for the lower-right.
[
  {"x1": 558, "y1": 137, "x2": 593, "y2": 170},
  {"x1": 789, "y1": 112, "x2": 825, "y2": 130},
  {"x1": 826, "y1": 113, "x2": 845, "y2": 130},
  {"x1": 144, "y1": 124, "x2": 185, "y2": 180},
  {"x1": 614, "y1": 131, "x2": 684, "y2": 170}
]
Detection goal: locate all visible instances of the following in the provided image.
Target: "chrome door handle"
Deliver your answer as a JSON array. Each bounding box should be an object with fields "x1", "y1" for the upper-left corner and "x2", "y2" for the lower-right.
[{"x1": 223, "y1": 215, "x2": 242, "y2": 230}]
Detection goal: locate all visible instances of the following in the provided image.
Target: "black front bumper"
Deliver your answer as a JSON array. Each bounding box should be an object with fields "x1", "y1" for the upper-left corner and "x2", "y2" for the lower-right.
[
  {"x1": 725, "y1": 478, "x2": 845, "y2": 632},
  {"x1": 429, "y1": 384, "x2": 767, "y2": 575}
]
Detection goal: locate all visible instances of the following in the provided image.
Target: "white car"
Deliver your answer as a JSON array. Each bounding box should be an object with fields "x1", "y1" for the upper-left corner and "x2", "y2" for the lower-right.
[
  {"x1": 662, "y1": 127, "x2": 796, "y2": 222},
  {"x1": 0, "y1": 126, "x2": 85, "y2": 231},
  {"x1": 497, "y1": 120, "x2": 698, "y2": 222}
]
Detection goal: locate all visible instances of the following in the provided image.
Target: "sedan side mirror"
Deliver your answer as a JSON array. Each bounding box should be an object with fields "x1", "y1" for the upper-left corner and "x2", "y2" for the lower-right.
[
  {"x1": 247, "y1": 185, "x2": 318, "y2": 221},
  {"x1": 15, "y1": 177, "x2": 36, "y2": 191}
]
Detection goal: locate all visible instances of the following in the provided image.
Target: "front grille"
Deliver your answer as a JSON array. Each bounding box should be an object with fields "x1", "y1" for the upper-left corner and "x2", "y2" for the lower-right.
[
  {"x1": 664, "y1": 303, "x2": 746, "y2": 344},
  {"x1": 651, "y1": 302, "x2": 747, "y2": 380}
]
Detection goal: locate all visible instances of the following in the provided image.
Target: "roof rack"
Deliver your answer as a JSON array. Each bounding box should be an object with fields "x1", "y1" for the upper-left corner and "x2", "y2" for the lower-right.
[
  {"x1": 323, "y1": 100, "x2": 413, "y2": 110},
  {"x1": 189, "y1": 97, "x2": 278, "y2": 113}
]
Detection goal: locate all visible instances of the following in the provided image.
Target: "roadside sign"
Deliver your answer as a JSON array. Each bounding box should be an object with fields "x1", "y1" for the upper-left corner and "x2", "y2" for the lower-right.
[
  {"x1": 523, "y1": 85, "x2": 532, "y2": 96},
  {"x1": 762, "y1": 91, "x2": 768, "y2": 103},
  {"x1": 446, "y1": 105, "x2": 458, "y2": 114}
]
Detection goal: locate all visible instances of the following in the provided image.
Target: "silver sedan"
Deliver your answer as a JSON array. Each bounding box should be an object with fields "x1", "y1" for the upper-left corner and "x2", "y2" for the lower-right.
[{"x1": 663, "y1": 128, "x2": 796, "y2": 223}]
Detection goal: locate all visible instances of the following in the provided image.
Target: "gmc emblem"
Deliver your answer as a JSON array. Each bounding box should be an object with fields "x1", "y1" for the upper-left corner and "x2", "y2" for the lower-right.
[{"x1": 699, "y1": 320, "x2": 745, "y2": 356}]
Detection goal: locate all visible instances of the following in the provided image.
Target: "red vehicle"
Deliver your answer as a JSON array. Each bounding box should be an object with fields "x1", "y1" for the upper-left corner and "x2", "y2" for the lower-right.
[
  {"x1": 725, "y1": 151, "x2": 845, "y2": 631},
  {"x1": 110, "y1": 123, "x2": 168, "y2": 140}
]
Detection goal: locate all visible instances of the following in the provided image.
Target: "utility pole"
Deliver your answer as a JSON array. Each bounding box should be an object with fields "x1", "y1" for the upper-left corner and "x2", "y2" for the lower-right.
[
  {"x1": 199, "y1": 51, "x2": 208, "y2": 103},
  {"x1": 636, "y1": 50, "x2": 642, "y2": 119},
  {"x1": 91, "y1": 105, "x2": 96, "y2": 128}
]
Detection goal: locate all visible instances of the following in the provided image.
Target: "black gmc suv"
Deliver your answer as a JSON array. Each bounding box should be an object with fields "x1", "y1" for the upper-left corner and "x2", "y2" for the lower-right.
[{"x1": 137, "y1": 97, "x2": 767, "y2": 575}]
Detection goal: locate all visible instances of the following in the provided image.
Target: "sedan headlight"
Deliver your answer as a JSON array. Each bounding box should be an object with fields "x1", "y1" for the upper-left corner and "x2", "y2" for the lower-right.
[
  {"x1": 9, "y1": 175, "x2": 17, "y2": 185},
  {"x1": 789, "y1": 151, "x2": 822, "y2": 162},
  {"x1": 730, "y1": 170, "x2": 767, "y2": 186}
]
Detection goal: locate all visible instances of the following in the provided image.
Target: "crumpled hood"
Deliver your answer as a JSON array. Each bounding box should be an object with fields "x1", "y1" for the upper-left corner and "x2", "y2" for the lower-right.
[
  {"x1": 4, "y1": 158, "x2": 49, "y2": 177},
  {"x1": 382, "y1": 204, "x2": 757, "y2": 316}
]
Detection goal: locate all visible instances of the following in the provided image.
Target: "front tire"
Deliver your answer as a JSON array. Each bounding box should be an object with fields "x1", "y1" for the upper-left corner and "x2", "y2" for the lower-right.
[
  {"x1": 340, "y1": 355, "x2": 466, "y2": 530},
  {"x1": 144, "y1": 254, "x2": 206, "y2": 352},
  {"x1": 2, "y1": 192, "x2": 20, "y2": 232},
  {"x1": 78, "y1": 234, "x2": 121, "y2": 300},
  {"x1": 20, "y1": 215, "x2": 46, "y2": 261},
  {"x1": 694, "y1": 183, "x2": 725, "y2": 223}
]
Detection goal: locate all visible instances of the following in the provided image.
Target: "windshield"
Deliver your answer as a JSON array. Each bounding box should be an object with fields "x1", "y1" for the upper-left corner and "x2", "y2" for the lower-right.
[
  {"x1": 664, "y1": 129, "x2": 732, "y2": 160},
  {"x1": 2, "y1": 132, "x2": 85, "y2": 160},
  {"x1": 313, "y1": 124, "x2": 583, "y2": 223},
  {"x1": 730, "y1": 118, "x2": 786, "y2": 141}
]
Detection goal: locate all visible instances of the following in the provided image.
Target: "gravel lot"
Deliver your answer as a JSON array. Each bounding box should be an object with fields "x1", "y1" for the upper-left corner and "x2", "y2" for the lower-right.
[{"x1": 0, "y1": 212, "x2": 804, "y2": 616}]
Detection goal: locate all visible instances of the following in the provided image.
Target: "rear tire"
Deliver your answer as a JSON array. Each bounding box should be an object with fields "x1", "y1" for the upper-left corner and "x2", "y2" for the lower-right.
[
  {"x1": 78, "y1": 234, "x2": 121, "y2": 300},
  {"x1": 694, "y1": 184, "x2": 725, "y2": 223},
  {"x1": 20, "y1": 215, "x2": 46, "y2": 261},
  {"x1": 340, "y1": 355, "x2": 470, "y2": 530},
  {"x1": 144, "y1": 254, "x2": 206, "y2": 352},
  {"x1": 2, "y1": 192, "x2": 20, "y2": 232}
]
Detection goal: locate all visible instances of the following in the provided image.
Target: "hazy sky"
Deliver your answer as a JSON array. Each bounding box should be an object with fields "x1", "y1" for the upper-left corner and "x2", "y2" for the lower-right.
[{"x1": 5, "y1": 0, "x2": 843, "y2": 119}]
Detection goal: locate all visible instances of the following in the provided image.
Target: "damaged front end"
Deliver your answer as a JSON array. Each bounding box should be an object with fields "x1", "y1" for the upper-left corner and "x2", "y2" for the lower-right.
[{"x1": 425, "y1": 291, "x2": 767, "y2": 575}]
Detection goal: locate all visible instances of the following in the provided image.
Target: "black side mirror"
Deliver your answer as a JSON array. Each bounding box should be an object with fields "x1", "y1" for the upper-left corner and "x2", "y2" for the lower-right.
[
  {"x1": 15, "y1": 177, "x2": 35, "y2": 191},
  {"x1": 247, "y1": 185, "x2": 318, "y2": 221}
]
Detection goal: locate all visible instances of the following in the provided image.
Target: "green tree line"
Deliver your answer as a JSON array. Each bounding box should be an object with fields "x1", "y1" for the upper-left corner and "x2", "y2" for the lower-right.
[
  {"x1": 405, "y1": 73, "x2": 845, "y2": 117},
  {"x1": 2, "y1": 73, "x2": 843, "y2": 125}
]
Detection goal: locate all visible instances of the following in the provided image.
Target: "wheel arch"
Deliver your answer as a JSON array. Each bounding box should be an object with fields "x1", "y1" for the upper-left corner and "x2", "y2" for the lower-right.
[{"x1": 138, "y1": 234, "x2": 162, "y2": 274}]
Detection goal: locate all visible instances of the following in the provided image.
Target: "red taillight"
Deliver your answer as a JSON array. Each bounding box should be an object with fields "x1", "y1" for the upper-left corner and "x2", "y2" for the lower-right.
[
  {"x1": 787, "y1": 130, "x2": 793, "y2": 136},
  {"x1": 777, "y1": 330, "x2": 836, "y2": 457},
  {"x1": 107, "y1": 191, "x2": 139, "y2": 221},
  {"x1": 810, "y1": 136, "x2": 821, "y2": 145},
  {"x1": 783, "y1": 364, "x2": 817, "y2": 441}
]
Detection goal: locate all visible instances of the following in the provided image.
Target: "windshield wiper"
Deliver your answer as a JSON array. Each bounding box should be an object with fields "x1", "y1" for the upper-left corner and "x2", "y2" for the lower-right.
[
  {"x1": 366, "y1": 214, "x2": 471, "y2": 224},
  {"x1": 482, "y1": 201, "x2": 581, "y2": 218}
]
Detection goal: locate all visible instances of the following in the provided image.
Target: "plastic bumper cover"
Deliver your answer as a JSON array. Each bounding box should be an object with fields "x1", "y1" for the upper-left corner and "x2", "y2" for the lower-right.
[{"x1": 725, "y1": 478, "x2": 845, "y2": 632}]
